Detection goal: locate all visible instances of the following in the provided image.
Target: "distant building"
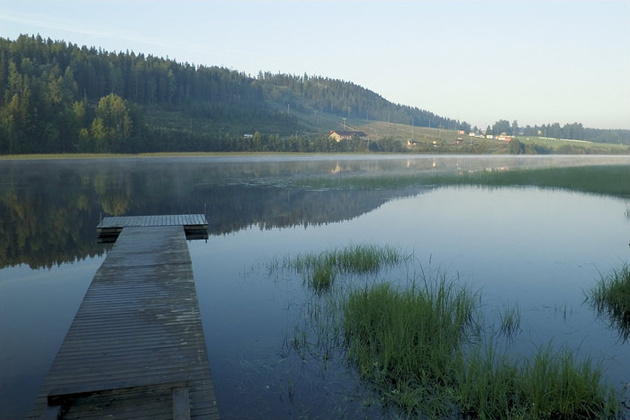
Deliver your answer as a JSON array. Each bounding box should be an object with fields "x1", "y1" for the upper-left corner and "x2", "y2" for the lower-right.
[{"x1": 328, "y1": 130, "x2": 368, "y2": 142}]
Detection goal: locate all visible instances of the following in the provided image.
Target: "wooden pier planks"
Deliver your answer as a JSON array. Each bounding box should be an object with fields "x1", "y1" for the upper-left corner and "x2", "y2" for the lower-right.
[
  {"x1": 97, "y1": 214, "x2": 208, "y2": 230},
  {"x1": 97, "y1": 214, "x2": 209, "y2": 242},
  {"x1": 28, "y1": 224, "x2": 219, "y2": 420}
]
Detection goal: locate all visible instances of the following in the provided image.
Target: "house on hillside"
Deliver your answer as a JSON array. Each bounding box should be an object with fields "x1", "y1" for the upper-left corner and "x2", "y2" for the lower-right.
[{"x1": 328, "y1": 130, "x2": 368, "y2": 142}]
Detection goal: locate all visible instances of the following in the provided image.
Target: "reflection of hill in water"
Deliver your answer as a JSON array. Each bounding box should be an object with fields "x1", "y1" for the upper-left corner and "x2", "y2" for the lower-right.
[
  {"x1": 200, "y1": 184, "x2": 429, "y2": 234},
  {"x1": 4, "y1": 155, "x2": 624, "y2": 269},
  {"x1": 0, "y1": 159, "x2": 430, "y2": 269}
]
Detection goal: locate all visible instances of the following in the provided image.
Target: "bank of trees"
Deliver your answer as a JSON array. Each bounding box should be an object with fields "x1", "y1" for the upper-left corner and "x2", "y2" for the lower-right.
[
  {"x1": 259, "y1": 72, "x2": 471, "y2": 132},
  {"x1": 486, "y1": 119, "x2": 628, "y2": 145},
  {"x1": 0, "y1": 35, "x2": 474, "y2": 154},
  {"x1": 1, "y1": 34, "x2": 627, "y2": 154},
  {"x1": 0, "y1": 35, "x2": 278, "y2": 153}
]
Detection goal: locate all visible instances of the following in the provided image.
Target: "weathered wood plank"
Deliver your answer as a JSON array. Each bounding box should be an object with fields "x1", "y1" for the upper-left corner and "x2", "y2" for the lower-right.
[
  {"x1": 96, "y1": 214, "x2": 207, "y2": 229},
  {"x1": 173, "y1": 387, "x2": 191, "y2": 420},
  {"x1": 96, "y1": 214, "x2": 208, "y2": 242},
  {"x1": 29, "y1": 223, "x2": 219, "y2": 420}
]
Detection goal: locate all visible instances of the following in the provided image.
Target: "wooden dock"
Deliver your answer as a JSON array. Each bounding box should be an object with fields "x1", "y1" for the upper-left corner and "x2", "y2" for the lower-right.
[
  {"x1": 29, "y1": 215, "x2": 218, "y2": 420},
  {"x1": 97, "y1": 214, "x2": 209, "y2": 242}
]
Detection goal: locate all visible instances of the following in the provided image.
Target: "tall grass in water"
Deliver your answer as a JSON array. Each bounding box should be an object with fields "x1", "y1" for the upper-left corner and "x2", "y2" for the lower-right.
[
  {"x1": 455, "y1": 343, "x2": 619, "y2": 420},
  {"x1": 498, "y1": 303, "x2": 521, "y2": 338},
  {"x1": 268, "y1": 246, "x2": 624, "y2": 418},
  {"x1": 587, "y1": 264, "x2": 630, "y2": 341},
  {"x1": 342, "y1": 276, "x2": 478, "y2": 417},
  {"x1": 341, "y1": 273, "x2": 621, "y2": 418},
  {"x1": 290, "y1": 244, "x2": 403, "y2": 292}
]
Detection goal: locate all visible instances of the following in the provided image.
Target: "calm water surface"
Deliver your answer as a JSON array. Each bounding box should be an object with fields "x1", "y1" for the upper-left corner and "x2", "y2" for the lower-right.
[{"x1": 1, "y1": 155, "x2": 629, "y2": 419}]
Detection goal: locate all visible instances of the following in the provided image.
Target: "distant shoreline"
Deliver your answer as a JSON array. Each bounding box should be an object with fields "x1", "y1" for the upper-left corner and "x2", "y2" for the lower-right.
[
  {"x1": 0, "y1": 152, "x2": 315, "y2": 160},
  {"x1": 2, "y1": 149, "x2": 630, "y2": 161}
]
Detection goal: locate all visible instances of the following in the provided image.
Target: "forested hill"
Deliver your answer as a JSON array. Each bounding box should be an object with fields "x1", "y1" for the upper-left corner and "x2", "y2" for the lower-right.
[
  {"x1": 0, "y1": 35, "x2": 627, "y2": 154},
  {"x1": 0, "y1": 34, "x2": 466, "y2": 154},
  {"x1": 257, "y1": 72, "x2": 461, "y2": 130}
]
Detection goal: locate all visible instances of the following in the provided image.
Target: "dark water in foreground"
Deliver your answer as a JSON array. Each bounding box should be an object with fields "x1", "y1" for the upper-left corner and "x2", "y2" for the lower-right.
[{"x1": 1, "y1": 155, "x2": 629, "y2": 419}]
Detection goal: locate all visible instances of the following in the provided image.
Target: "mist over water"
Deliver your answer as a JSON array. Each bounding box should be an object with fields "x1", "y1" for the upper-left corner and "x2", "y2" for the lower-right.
[{"x1": 1, "y1": 155, "x2": 629, "y2": 419}]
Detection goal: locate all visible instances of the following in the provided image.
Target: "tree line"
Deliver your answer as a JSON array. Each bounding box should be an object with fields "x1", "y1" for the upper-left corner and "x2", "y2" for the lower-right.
[
  {"x1": 258, "y1": 72, "x2": 471, "y2": 132},
  {"x1": 485, "y1": 120, "x2": 628, "y2": 145},
  {"x1": 0, "y1": 35, "x2": 472, "y2": 154},
  {"x1": 0, "y1": 35, "x2": 292, "y2": 153},
  {"x1": 1, "y1": 34, "x2": 627, "y2": 154}
]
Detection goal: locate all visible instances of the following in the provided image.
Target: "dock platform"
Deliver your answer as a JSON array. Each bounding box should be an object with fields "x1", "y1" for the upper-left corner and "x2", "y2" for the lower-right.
[
  {"x1": 97, "y1": 214, "x2": 208, "y2": 242},
  {"x1": 28, "y1": 215, "x2": 218, "y2": 420}
]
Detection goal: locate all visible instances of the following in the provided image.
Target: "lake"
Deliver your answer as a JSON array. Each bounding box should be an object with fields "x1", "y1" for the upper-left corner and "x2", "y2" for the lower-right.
[{"x1": 1, "y1": 154, "x2": 629, "y2": 419}]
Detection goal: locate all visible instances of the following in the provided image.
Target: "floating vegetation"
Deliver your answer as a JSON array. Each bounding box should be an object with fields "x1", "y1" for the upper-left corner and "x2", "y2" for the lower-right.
[
  {"x1": 266, "y1": 245, "x2": 625, "y2": 419},
  {"x1": 553, "y1": 303, "x2": 574, "y2": 323},
  {"x1": 293, "y1": 165, "x2": 630, "y2": 198},
  {"x1": 276, "y1": 244, "x2": 405, "y2": 293},
  {"x1": 498, "y1": 303, "x2": 522, "y2": 338},
  {"x1": 457, "y1": 165, "x2": 630, "y2": 198},
  {"x1": 587, "y1": 264, "x2": 630, "y2": 342}
]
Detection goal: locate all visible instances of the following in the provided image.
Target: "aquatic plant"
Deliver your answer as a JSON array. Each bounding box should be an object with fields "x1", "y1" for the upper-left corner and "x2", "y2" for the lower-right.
[
  {"x1": 268, "y1": 246, "x2": 625, "y2": 419},
  {"x1": 342, "y1": 276, "x2": 478, "y2": 417},
  {"x1": 498, "y1": 303, "x2": 522, "y2": 338},
  {"x1": 455, "y1": 343, "x2": 620, "y2": 420},
  {"x1": 293, "y1": 165, "x2": 630, "y2": 198},
  {"x1": 339, "y1": 267, "x2": 621, "y2": 418},
  {"x1": 553, "y1": 302, "x2": 574, "y2": 323},
  {"x1": 454, "y1": 340, "x2": 520, "y2": 419},
  {"x1": 288, "y1": 244, "x2": 404, "y2": 292},
  {"x1": 587, "y1": 263, "x2": 630, "y2": 341}
]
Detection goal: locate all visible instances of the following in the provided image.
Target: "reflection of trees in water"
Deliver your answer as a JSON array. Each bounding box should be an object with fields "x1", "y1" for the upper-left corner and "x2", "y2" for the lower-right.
[
  {"x1": 4, "y1": 157, "x2": 623, "y2": 270},
  {"x1": 93, "y1": 172, "x2": 133, "y2": 216},
  {"x1": 0, "y1": 162, "x2": 111, "y2": 269},
  {"x1": 0, "y1": 160, "x2": 429, "y2": 269}
]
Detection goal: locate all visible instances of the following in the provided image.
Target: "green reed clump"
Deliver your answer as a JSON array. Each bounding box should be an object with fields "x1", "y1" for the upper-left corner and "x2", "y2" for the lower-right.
[
  {"x1": 268, "y1": 247, "x2": 625, "y2": 418},
  {"x1": 341, "y1": 276, "x2": 620, "y2": 419},
  {"x1": 290, "y1": 244, "x2": 404, "y2": 292},
  {"x1": 498, "y1": 303, "x2": 522, "y2": 338},
  {"x1": 519, "y1": 346, "x2": 618, "y2": 420},
  {"x1": 587, "y1": 264, "x2": 630, "y2": 341},
  {"x1": 455, "y1": 343, "x2": 620, "y2": 420},
  {"x1": 343, "y1": 276, "x2": 478, "y2": 416},
  {"x1": 454, "y1": 341, "x2": 520, "y2": 419}
]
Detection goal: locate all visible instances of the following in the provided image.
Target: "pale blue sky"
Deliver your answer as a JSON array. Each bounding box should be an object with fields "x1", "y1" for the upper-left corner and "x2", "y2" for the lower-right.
[{"x1": 1, "y1": 0, "x2": 628, "y2": 129}]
